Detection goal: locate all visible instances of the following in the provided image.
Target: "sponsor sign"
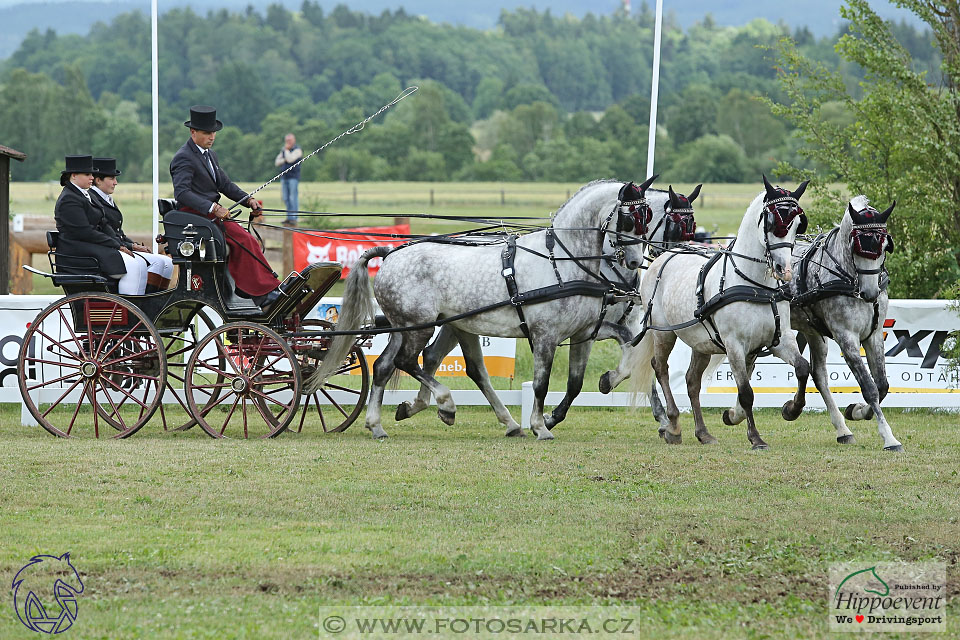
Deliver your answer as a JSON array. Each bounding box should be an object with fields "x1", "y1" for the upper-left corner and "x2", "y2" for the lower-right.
[{"x1": 292, "y1": 224, "x2": 411, "y2": 278}]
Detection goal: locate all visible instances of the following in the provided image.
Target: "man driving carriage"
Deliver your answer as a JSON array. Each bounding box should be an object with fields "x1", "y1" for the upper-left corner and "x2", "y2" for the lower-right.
[{"x1": 170, "y1": 105, "x2": 283, "y2": 312}]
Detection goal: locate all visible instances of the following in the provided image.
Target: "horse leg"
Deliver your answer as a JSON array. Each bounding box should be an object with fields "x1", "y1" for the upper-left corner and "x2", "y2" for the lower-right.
[
  {"x1": 652, "y1": 380, "x2": 671, "y2": 437},
  {"x1": 598, "y1": 321, "x2": 633, "y2": 394},
  {"x1": 846, "y1": 327, "x2": 890, "y2": 422},
  {"x1": 396, "y1": 325, "x2": 457, "y2": 422},
  {"x1": 392, "y1": 328, "x2": 458, "y2": 426},
  {"x1": 652, "y1": 332, "x2": 682, "y2": 444},
  {"x1": 805, "y1": 332, "x2": 855, "y2": 444},
  {"x1": 723, "y1": 353, "x2": 757, "y2": 426},
  {"x1": 529, "y1": 338, "x2": 558, "y2": 440},
  {"x1": 365, "y1": 334, "x2": 403, "y2": 439},
  {"x1": 726, "y1": 344, "x2": 767, "y2": 449},
  {"x1": 544, "y1": 339, "x2": 593, "y2": 430},
  {"x1": 771, "y1": 331, "x2": 810, "y2": 421},
  {"x1": 687, "y1": 350, "x2": 717, "y2": 444},
  {"x1": 846, "y1": 328, "x2": 902, "y2": 451},
  {"x1": 454, "y1": 329, "x2": 523, "y2": 437}
]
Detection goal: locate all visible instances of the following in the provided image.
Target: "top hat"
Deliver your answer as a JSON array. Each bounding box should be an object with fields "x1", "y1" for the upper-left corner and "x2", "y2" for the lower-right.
[
  {"x1": 92, "y1": 157, "x2": 122, "y2": 177},
  {"x1": 184, "y1": 105, "x2": 223, "y2": 132},
  {"x1": 60, "y1": 155, "x2": 94, "y2": 186}
]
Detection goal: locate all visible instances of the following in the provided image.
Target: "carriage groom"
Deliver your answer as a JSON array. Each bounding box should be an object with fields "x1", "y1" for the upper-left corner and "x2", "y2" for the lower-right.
[{"x1": 170, "y1": 105, "x2": 283, "y2": 312}]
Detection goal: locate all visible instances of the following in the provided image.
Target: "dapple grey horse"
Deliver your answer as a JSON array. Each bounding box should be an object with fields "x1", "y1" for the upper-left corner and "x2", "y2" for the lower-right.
[
  {"x1": 785, "y1": 195, "x2": 903, "y2": 451},
  {"x1": 313, "y1": 179, "x2": 655, "y2": 439},
  {"x1": 394, "y1": 180, "x2": 702, "y2": 432},
  {"x1": 630, "y1": 177, "x2": 811, "y2": 449}
]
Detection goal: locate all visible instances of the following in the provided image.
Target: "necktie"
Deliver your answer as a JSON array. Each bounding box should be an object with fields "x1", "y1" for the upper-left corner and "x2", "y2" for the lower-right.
[{"x1": 202, "y1": 151, "x2": 216, "y2": 181}]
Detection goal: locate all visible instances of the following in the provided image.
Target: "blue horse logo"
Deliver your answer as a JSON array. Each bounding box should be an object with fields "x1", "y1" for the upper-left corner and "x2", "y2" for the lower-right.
[{"x1": 12, "y1": 553, "x2": 84, "y2": 634}]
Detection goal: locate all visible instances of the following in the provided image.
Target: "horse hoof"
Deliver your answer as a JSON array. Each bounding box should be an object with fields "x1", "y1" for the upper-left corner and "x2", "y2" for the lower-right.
[
  {"x1": 883, "y1": 444, "x2": 905, "y2": 452},
  {"x1": 722, "y1": 409, "x2": 735, "y2": 426},
  {"x1": 751, "y1": 443, "x2": 769, "y2": 451},
  {"x1": 844, "y1": 403, "x2": 858, "y2": 420},
  {"x1": 506, "y1": 427, "x2": 525, "y2": 438},
  {"x1": 662, "y1": 431, "x2": 682, "y2": 445},
  {"x1": 658, "y1": 426, "x2": 667, "y2": 438},
  {"x1": 697, "y1": 434, "x2": 718, "y2": 445},
  {"x1": 437, "y1": 409, "x2": 456, "y2": 426},
  {"x1": 543, "y1": 414, "x2": 557, "y2": 430},
  {"x1": 837, "y1": 434, "x2": 855, "y2": 445},
  {"x1": 395, "y1": 402, "x2": 411, "y2": 421},
  {"x1": 537, "y1": 429, "x2": 555, "y2": 441},
  {"x1": 599, "y1": 372, "x2": 612, "y2": 394},
  {"x1": 781, "y1": 401, "x2": 802, "y2": 422},
  {"x1": 369, "y1": 426, "x2": 389, "y2": 440}
]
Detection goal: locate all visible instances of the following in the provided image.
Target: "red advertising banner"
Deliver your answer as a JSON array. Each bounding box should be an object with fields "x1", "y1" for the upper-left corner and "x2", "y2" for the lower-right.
[{"x1": 292, "y1": 224, "x2": 411, "y2": 278}]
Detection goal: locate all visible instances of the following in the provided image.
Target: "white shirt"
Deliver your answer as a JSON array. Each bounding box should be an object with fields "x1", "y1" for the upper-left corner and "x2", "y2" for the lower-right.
[{"x1": 91, "y1": 185, "x2": 114, "y2": 207}]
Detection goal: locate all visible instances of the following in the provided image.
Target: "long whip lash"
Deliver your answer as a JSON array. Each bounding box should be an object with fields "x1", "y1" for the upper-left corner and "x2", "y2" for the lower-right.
[{"x1": 228, "y1": 86, "x2": 419, "y2": 213}]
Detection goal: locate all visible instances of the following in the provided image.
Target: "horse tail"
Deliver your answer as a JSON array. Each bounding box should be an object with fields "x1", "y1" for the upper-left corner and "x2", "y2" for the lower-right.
[
  {"x1": 627, "y1": 329, "x2": 656, "y2": 407},
  {"x1": 304, "y1": 246, "x2": 392, "y2": 392}
]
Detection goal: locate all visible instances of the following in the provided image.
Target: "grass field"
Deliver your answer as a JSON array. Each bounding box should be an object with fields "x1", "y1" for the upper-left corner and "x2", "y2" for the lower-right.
[{"x1": 0, "y1": 404, "x2": 957, "y2": 638}]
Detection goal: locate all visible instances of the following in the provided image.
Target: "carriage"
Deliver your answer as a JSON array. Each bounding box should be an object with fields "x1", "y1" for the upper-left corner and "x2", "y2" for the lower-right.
[{"x1": 17, "y1": 201, "x2": 372, "y2": 439}]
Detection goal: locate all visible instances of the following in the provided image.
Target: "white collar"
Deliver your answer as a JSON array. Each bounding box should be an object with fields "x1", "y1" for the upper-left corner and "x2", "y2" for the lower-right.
[
  {"x1": 194, "y1": 141, "x2": 209, "y2": 155},
  {"x1": 91, "y1": 185, "x2": 113, "y2": 206}
]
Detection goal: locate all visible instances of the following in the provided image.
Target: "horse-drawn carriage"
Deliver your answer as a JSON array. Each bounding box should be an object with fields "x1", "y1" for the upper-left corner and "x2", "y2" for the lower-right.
[{"x1": 18, "y1": 201, "x2": 371, "y2": 438}]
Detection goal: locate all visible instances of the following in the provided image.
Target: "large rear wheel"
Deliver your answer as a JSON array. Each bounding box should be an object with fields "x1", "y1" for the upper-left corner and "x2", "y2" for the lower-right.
[{"x1": 18, "y1": 293, "x2": 166, "y2": 438}]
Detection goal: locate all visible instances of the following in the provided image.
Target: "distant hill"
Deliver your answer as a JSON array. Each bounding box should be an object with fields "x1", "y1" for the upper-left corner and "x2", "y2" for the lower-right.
[{"x1": 0, "y1": 0, "x2": 925, "y2": 60}]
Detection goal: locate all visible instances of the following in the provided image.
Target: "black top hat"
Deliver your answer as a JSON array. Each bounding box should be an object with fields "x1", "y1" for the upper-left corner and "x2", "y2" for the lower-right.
[
  {"x1": 92, "y1": 157, "x2": 122, "y2": 177},
  {"x1": 60, "y1": 155, "x2": 94, "y2": 186},
  {"x1": 184, "y1": 105, "x2": 223, "y2": 132}
]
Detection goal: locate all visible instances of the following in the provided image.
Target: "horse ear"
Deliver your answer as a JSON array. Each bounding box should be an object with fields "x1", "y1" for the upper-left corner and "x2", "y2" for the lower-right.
[
  {"x1": 668, "y1": 185, "x2": 679, "y2": 207},
  {"x1": 792, "y1": 180, "x2": 810, "y2": 200},
  {"x1": 880, "y1": 200, "x2": 896, "y2": 223},
  {"x1": 847, "y1": 202, "x2": 857, "y2": 219},
  {"x1": 762, "y1": 174, "x2": 777, "y2": 199},
  {"x1": 687, "y1": 184, "x2": 702, "y2": 204},
  {"x1": 638, "y1": 173, "x2": 658, "y2": 194}
]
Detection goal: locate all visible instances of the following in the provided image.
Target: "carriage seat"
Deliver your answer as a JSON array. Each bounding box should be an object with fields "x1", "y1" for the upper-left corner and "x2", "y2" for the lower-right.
[
  {"x1": 45, "y1": 231, "x2": 116, "y2": 292},
  {"x1": 160, "y1": 206, "x2": 227, "y2": 263}
]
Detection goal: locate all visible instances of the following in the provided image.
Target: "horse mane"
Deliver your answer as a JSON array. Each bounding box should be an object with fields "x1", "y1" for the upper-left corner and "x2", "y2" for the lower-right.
[{"x1": 551, "y1": 178, "x2": 620, "y2": 221}]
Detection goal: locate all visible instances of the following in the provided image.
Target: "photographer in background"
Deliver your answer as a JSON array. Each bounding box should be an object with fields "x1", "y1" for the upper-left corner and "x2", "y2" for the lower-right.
[{"x1": 274, "y1": 133, "x2": 303, "y2": 226}]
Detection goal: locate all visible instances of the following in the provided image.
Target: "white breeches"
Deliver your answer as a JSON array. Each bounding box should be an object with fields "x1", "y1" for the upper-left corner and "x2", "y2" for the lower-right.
[
  {"x1": 137, "y1": 251, "x2": 174, "y2": 279},
  {"x1": 112, "y1": 251, "x2": 149, "y2": 295}
]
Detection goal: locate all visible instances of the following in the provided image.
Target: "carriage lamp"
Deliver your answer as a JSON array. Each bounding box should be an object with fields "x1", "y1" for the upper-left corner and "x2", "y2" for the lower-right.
[
  {"x1": 198, "y1": 238, "x2": 207, "y2": 260},
  {"x1": 178, "y1": 240, "x2": 196, "y2": 257}
]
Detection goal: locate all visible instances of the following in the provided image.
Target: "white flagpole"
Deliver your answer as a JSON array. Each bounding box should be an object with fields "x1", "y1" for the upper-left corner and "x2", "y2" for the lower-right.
[
  {"x1": 645, "y1": 0, "x2": 664, "y2": 179},
  {"x1": 151, "y1": 0, "x2": 159, "y2": 252}
]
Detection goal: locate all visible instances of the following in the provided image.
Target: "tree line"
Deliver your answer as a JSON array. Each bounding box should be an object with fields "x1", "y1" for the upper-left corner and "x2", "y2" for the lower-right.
[{"x1": 0, "y1": 2, "x2": 941, "y2": 187}]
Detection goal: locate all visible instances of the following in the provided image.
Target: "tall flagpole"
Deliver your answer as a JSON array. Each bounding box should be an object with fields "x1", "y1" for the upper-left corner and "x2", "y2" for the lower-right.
[
  {"x1": 645, "y1": 0, "x2": 664, "y2": 179},
  {"x1": 151, "y1": 0, "x2": 160, "y2": 252}
]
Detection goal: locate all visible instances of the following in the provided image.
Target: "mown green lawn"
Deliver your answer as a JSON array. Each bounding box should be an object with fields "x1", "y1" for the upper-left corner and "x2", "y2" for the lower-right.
[{"x1": 0, "y1": 404, "x2": 957, "y2": 639}]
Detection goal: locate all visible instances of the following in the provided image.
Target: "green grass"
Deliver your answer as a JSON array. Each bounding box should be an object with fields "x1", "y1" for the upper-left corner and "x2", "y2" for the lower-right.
[{"x1": 0, "y1": 404, "x2": 957, "y2": 638}]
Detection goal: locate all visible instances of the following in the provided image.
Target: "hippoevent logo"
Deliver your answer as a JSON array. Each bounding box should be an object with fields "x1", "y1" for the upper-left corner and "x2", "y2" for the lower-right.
[
  {"x1": 829, "y1": 562, "x2": 946, "y2": 633},
  {"x1": 11, "y1": 553, "x2": 84, "y2": 634}
]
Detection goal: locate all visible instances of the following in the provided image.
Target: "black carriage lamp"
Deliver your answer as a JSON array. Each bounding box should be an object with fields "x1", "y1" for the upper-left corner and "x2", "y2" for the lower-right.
[{"x1": 0, "y1": 144, "x2": 27, "y2": 296}]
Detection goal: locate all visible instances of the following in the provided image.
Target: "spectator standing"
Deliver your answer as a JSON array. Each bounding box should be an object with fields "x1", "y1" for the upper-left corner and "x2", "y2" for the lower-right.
[{"x1": 275, "y1": 133, "x2": 303, "y2": 226}]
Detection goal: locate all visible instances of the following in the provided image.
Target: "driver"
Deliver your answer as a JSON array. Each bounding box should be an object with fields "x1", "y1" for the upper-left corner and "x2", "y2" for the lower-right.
[{"x1": 170, "y1": 105, "x2": 282, "y2": 311}]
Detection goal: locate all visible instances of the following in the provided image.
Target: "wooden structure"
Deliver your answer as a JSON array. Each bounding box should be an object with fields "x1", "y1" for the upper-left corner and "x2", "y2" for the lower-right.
[{"x1": 0, "y1": 145, "x2": 27, "y2": 295}]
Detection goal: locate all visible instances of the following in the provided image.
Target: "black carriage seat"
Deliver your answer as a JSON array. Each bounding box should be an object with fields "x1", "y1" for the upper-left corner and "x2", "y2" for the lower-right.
[
  {"x1": 45, "y1": 230, "x2": 117, "y2": 293},
  {"x1": 160, "y1": 205, "x2": 227, "y2": 262}
]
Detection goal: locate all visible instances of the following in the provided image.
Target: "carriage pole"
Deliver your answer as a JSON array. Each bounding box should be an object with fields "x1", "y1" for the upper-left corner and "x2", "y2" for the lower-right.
[
  {"x1": 150, "y1": 0, "x2": 160, "y2": 253},
  {"x1": 645, "y1": 0, "x2": 664, "y2": 180}
]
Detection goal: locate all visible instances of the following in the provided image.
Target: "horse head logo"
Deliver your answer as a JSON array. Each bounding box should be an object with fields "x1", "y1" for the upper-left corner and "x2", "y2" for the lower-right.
[
  {"x1": 12, "y1": 552, "x2": 84, "y2": 634},
  {"x1": 306, "y1": 241, "x2": 332, "y2": 263},
  {"x1": 834, "y1": 565, "x2": 890, "y2": 601}
]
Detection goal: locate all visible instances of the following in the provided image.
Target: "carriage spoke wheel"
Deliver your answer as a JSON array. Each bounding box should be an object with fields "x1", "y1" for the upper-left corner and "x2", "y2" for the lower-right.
[
  {"x1": 159, "y1": 310, "x2": 224, "y2": 432},
  {"x1": 291, "y1": 319, "x2": 370, "y2": 434},
  {"x1": 18, "y1": 293, "x2": 167, "y2": 438},
  {"x1": 185, "y1": 322, "x2": 301, "y2": 438}
]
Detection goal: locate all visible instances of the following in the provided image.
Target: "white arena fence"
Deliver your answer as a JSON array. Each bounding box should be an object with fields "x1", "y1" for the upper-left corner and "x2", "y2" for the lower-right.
[{"x1": 2, "y1": 295, "x2": 957, "y2": 428}]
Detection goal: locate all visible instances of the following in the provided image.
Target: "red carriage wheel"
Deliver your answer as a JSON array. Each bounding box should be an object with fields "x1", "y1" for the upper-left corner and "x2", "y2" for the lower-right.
[
  {"x1": 290, "y1": 319, "x2": 370, "y2": 433},
  {"x1": 18, "y1": 293, "x2": 167, "y2": 438},
  {"x1": 184, "y1": 322, "x2": 301, "y2": 438}
]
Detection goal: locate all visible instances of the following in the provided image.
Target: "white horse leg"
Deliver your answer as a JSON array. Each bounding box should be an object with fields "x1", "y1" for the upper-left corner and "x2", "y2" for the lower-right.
[
  {"x1": 454, "y1": 329, "x2": 523, "y2": 437},
  {"x1": 845, "y1": 327, "x2": 889, "y2": 421},
  {"x1": 805, "y1": 333, "x2": 854, "y2": 443},
  {"x1": 652, "y1": 332, "x2": 682, "y2": 444},
  {"x1": 861, "y1": 328, "x2": 903, "y2": 451},
  {"x1": 529, "y1": 338, "x2": 557, "y2": 440},
  {"x1": 687, "y1": 350, "x2": 718, "y2": 444},
  {"x1": 544, "y1": 339, "x2": 593, "y2": 430},
  {"x1": 723, "y1": 353, "x2": 757, "y2": 426},
  {"x1": 365, "y1": 334, "x2": 403, "y2": 439},
  {"x1": 833, "y1": 329, "x2": 902, "y2": 451},
  {"x1": 771, "y1": 330, "x2": 810, "y2": 421},
  {"x1": 395, "y1": 325, "x2": 459, "y2": 422},
  {"x1": 392, "y1": 328, "x2": 458, "y2": 426},
  {"x1": 726, "y1": 343, "x2": 768, "y2": 449},
  {"x1": 598, "y1": 321, "x2": 634, "y2": 393}
]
